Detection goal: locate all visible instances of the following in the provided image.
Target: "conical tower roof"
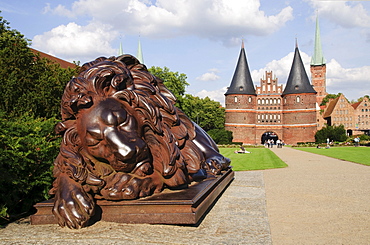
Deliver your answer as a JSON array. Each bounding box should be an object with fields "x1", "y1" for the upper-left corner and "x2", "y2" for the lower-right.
[
  {"x1": 311, "y1": 14, "x2": 326, "y2": 66},
  {"x1": 225, "y1": 42, "x2": 256, "y2": 95},
  {"x1": 283, "y1": 45, "x2": 317, "y2": 95}
]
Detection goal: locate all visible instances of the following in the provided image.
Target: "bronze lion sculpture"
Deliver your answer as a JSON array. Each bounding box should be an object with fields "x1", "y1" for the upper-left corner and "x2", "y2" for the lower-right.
[{"x1": 49, "y1": 55, "x2": 231, "y2": 229}]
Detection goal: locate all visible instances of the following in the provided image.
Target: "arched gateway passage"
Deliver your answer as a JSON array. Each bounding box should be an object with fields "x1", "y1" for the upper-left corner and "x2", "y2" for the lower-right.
[{"x1": 261, "y1": 131, "x2": 279, "y2": 144}]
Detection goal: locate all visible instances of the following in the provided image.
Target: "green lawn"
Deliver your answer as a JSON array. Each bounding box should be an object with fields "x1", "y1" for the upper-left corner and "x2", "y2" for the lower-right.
[
  {"x1": 219, "y1": 147, "x2": 287, "y2": 171},
  {"x1": 293, "y1": 147, "x2": 370, "y2": 166}
]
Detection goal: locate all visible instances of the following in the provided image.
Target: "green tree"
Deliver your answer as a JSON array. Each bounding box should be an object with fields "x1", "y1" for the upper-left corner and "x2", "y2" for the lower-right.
[
  {"x1": 181, "y1": 94, "x2": 225, "y2": 131},
  {"x1": 320, "y1": 93, "x2": 342, "y2": 106},
  {"x1": 148, "y1": 66, "x2": 189, "y2": 109},
  {"x1": 315, "y1": 124, "x2": 347, "y2": 143},
  {"x1": 148, "y1": 66, "x2": 226, "y2": 132},
  {"x1": 0, "y1": 14, "x2": 78, "y2": 118},
  {"x1": 207, "y1": 128, "x2": 233, "y2": 144}
]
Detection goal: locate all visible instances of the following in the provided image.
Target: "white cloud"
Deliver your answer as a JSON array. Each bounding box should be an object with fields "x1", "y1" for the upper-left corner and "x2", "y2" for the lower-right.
[
  {"x1": 196, "y1": 87, "x2": 228, "y2": 106},
  {"x1": 196, "y1": 69, "x2": 220, "y2": 81},
  {"x1": 307, "y1": 0, "x2": 370, "y2": 28},
  {"x1": 44, "y1": 0, "x2": 294, "y2": 41},
  {"x1": 251, "y1": 50, "x2": 312, "y2": 85},
  {"x1": 249, "y1": 51, "x2": 370, "y2": 101},
  {"x1": 326, "y1": 59, "x2": 370, "y2": 100},
  {"x1": 32, "y1": 22, "x2": 118, "y2": 62}
]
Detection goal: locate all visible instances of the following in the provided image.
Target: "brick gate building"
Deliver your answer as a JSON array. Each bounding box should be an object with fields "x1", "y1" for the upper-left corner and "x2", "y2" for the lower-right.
[{"x1": 224, "y1": 42, "x2": 318, "y2": 145}]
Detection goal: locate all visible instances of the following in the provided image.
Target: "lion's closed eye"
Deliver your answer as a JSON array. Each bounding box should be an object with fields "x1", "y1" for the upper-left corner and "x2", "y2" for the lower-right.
[{"x1": 85, "y1": 130, "x2": 103, "y2": 146}]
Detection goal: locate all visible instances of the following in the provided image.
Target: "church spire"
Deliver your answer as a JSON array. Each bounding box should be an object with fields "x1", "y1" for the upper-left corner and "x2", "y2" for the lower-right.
[
  {"x1": 136, "y1": 38, "x2": 144, "y2": 64},
  {"x1": 225, "y1": 41, "x2": 256, "y2": 95},
  {"x1": 118, "y1": 42, "x2": 124, "y2": 56},
  {"x1": 311, "y1": 14, "x2": 326, "y2": 66},
  {"x1": 283, "y1": 44, "x2": 317, "y2": 95}
]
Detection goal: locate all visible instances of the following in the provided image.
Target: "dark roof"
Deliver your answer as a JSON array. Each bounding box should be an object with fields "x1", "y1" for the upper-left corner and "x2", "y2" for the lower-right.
[
  {"x1": 323, "y1": 96, "x2": 340, "y2": 118},
  {"x1": 282, "y1": 47, "x2": 317, "y2": 95},
  {"x1": 352, "y1": 101, "x2": 361, "y2": 109},
  {"x1": 225, "y1": 44, "x2": 256, "y2": 95},
  {"x1": 30, "y1": 48, "x2": 76, "y2": 69}
]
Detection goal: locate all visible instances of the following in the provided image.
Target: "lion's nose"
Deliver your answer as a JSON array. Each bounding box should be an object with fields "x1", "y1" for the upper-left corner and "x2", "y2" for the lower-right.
[{"x1": 104, "y1": 127, "x2": 136, "y2": 160}]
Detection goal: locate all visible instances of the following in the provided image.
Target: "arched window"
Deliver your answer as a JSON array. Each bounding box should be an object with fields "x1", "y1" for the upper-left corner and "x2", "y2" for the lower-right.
[
  {"x1": 296, "y1": 96, "x2": 300, "y2": 103},
  {"x1": 234, "y1": 96, "x2": 238, "y2": 103},
  {"x1": 248, "y1": 97, "x2": 252, "y2": 103}
]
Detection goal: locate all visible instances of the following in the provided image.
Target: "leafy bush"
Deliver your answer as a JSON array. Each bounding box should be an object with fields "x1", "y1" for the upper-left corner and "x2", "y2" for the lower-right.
[
  {"x1": 315, "y1": 124, "x2": 347, "y2": 143},
  {"x1": 0, "y1": 112, "x2": 60, "y2": 223},
  {"x1": 207, "y1": 128, "x2": 233, "y2": 144}
]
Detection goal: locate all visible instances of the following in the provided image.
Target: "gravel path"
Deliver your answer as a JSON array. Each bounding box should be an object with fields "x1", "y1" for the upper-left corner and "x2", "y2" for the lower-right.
[{"x1": 265, "y1": 146, "x2": 370, "y2": 244}]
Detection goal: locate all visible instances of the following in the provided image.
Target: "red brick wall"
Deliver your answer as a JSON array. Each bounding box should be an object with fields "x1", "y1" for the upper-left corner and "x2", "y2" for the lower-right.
[
  {"x1": 225, "y1": 93, "x2": 318, "y2": 145},
  {"x1": 311, "y1": 65, "x2": 327, "y2": 105}
]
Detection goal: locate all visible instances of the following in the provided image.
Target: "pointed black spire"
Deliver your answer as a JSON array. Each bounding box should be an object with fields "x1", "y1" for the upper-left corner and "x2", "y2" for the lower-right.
[
  {"x1": 225, "y1": 41, "x2": 256, "y2": 95},
  {"x1": 282, "y1": 45, "x2": 316, "y2": 95}
]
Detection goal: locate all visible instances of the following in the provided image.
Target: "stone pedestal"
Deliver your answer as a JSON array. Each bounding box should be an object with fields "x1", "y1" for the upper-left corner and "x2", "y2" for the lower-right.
[{"x1": 31, "y1": 169, "x2": 234, "y2": 226}]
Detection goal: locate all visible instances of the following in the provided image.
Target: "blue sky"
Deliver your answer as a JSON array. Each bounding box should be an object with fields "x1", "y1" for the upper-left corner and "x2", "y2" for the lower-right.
[{"x1": 1, "y1": 0, "x2": 370, "y2": 105}]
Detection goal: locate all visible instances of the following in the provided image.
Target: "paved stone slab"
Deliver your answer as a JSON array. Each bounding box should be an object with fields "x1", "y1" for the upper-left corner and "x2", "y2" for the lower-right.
[
  {"x1": 265, "y1": 147, "x2": 370, "y2": 245},
  {"x1": 0, "y1": 171, "x2": 272, "y2": 245}
]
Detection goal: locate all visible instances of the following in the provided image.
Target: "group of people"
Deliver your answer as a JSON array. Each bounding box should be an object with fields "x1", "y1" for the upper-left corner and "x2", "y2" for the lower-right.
[{"x1": 264, "y1": 139, "x2": 284, "y2": 148}]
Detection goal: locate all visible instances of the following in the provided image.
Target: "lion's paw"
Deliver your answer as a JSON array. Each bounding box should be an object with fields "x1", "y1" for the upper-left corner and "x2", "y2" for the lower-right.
[
  {"x1": 101, "y1": 172, "x2": 163, "y2": 200},
  {"x1": 203, "y1": 155, "x2": 231, "y2": 175},
  {"x1": 52, "y1": 174, "x2": 95, "y2": 229}
]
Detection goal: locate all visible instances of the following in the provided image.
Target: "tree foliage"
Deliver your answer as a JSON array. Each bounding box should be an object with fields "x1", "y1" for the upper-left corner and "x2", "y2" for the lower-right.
[
  {"x1": 0, "y1": 15, "x2": 77, "y2": 222},
  {"x1": 181, "y1": 94, "x2": 225, "y2": 131},
  {"x1": 320, "y1": 93, "x2": 342, "y2": 106},
  {"x1": 207, "y1": 129, "x2": 233, "y2": 144},
  {"x1": 148, "y1": 66, "x2": 188, "y2": 109},
  {"x1": 0, "y1": 15, "x2": 78, "y2": 119},
  {"x1": 315, "y1": 124, "x2": 347, "y2": 143},
  {"x1": 148, "y1": 66, "x2": 226, "y2": 132}
]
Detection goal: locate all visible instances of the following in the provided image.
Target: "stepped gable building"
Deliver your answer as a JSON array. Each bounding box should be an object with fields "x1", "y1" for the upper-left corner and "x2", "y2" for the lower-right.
[
  {"x1": 353, "y1": 96, "x2": 370, "y2": 134},
  {"x1": 225, "y1": 42, "x2": 317, "y2": 145}
]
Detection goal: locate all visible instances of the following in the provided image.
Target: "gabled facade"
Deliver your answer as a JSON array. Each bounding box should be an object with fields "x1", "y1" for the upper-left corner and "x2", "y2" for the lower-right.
[
  {"x1": 322, "y1": 94, "x2": 355, "y2": 130},
  {"x1": 353, "y1": 97, "x2": 370, "y2": 133}
]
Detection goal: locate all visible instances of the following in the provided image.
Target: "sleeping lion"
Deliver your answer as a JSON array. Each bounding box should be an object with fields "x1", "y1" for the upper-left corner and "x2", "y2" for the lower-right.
[{"x1": 49, "y1": 55, "x2": 230, "y2": 229}]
